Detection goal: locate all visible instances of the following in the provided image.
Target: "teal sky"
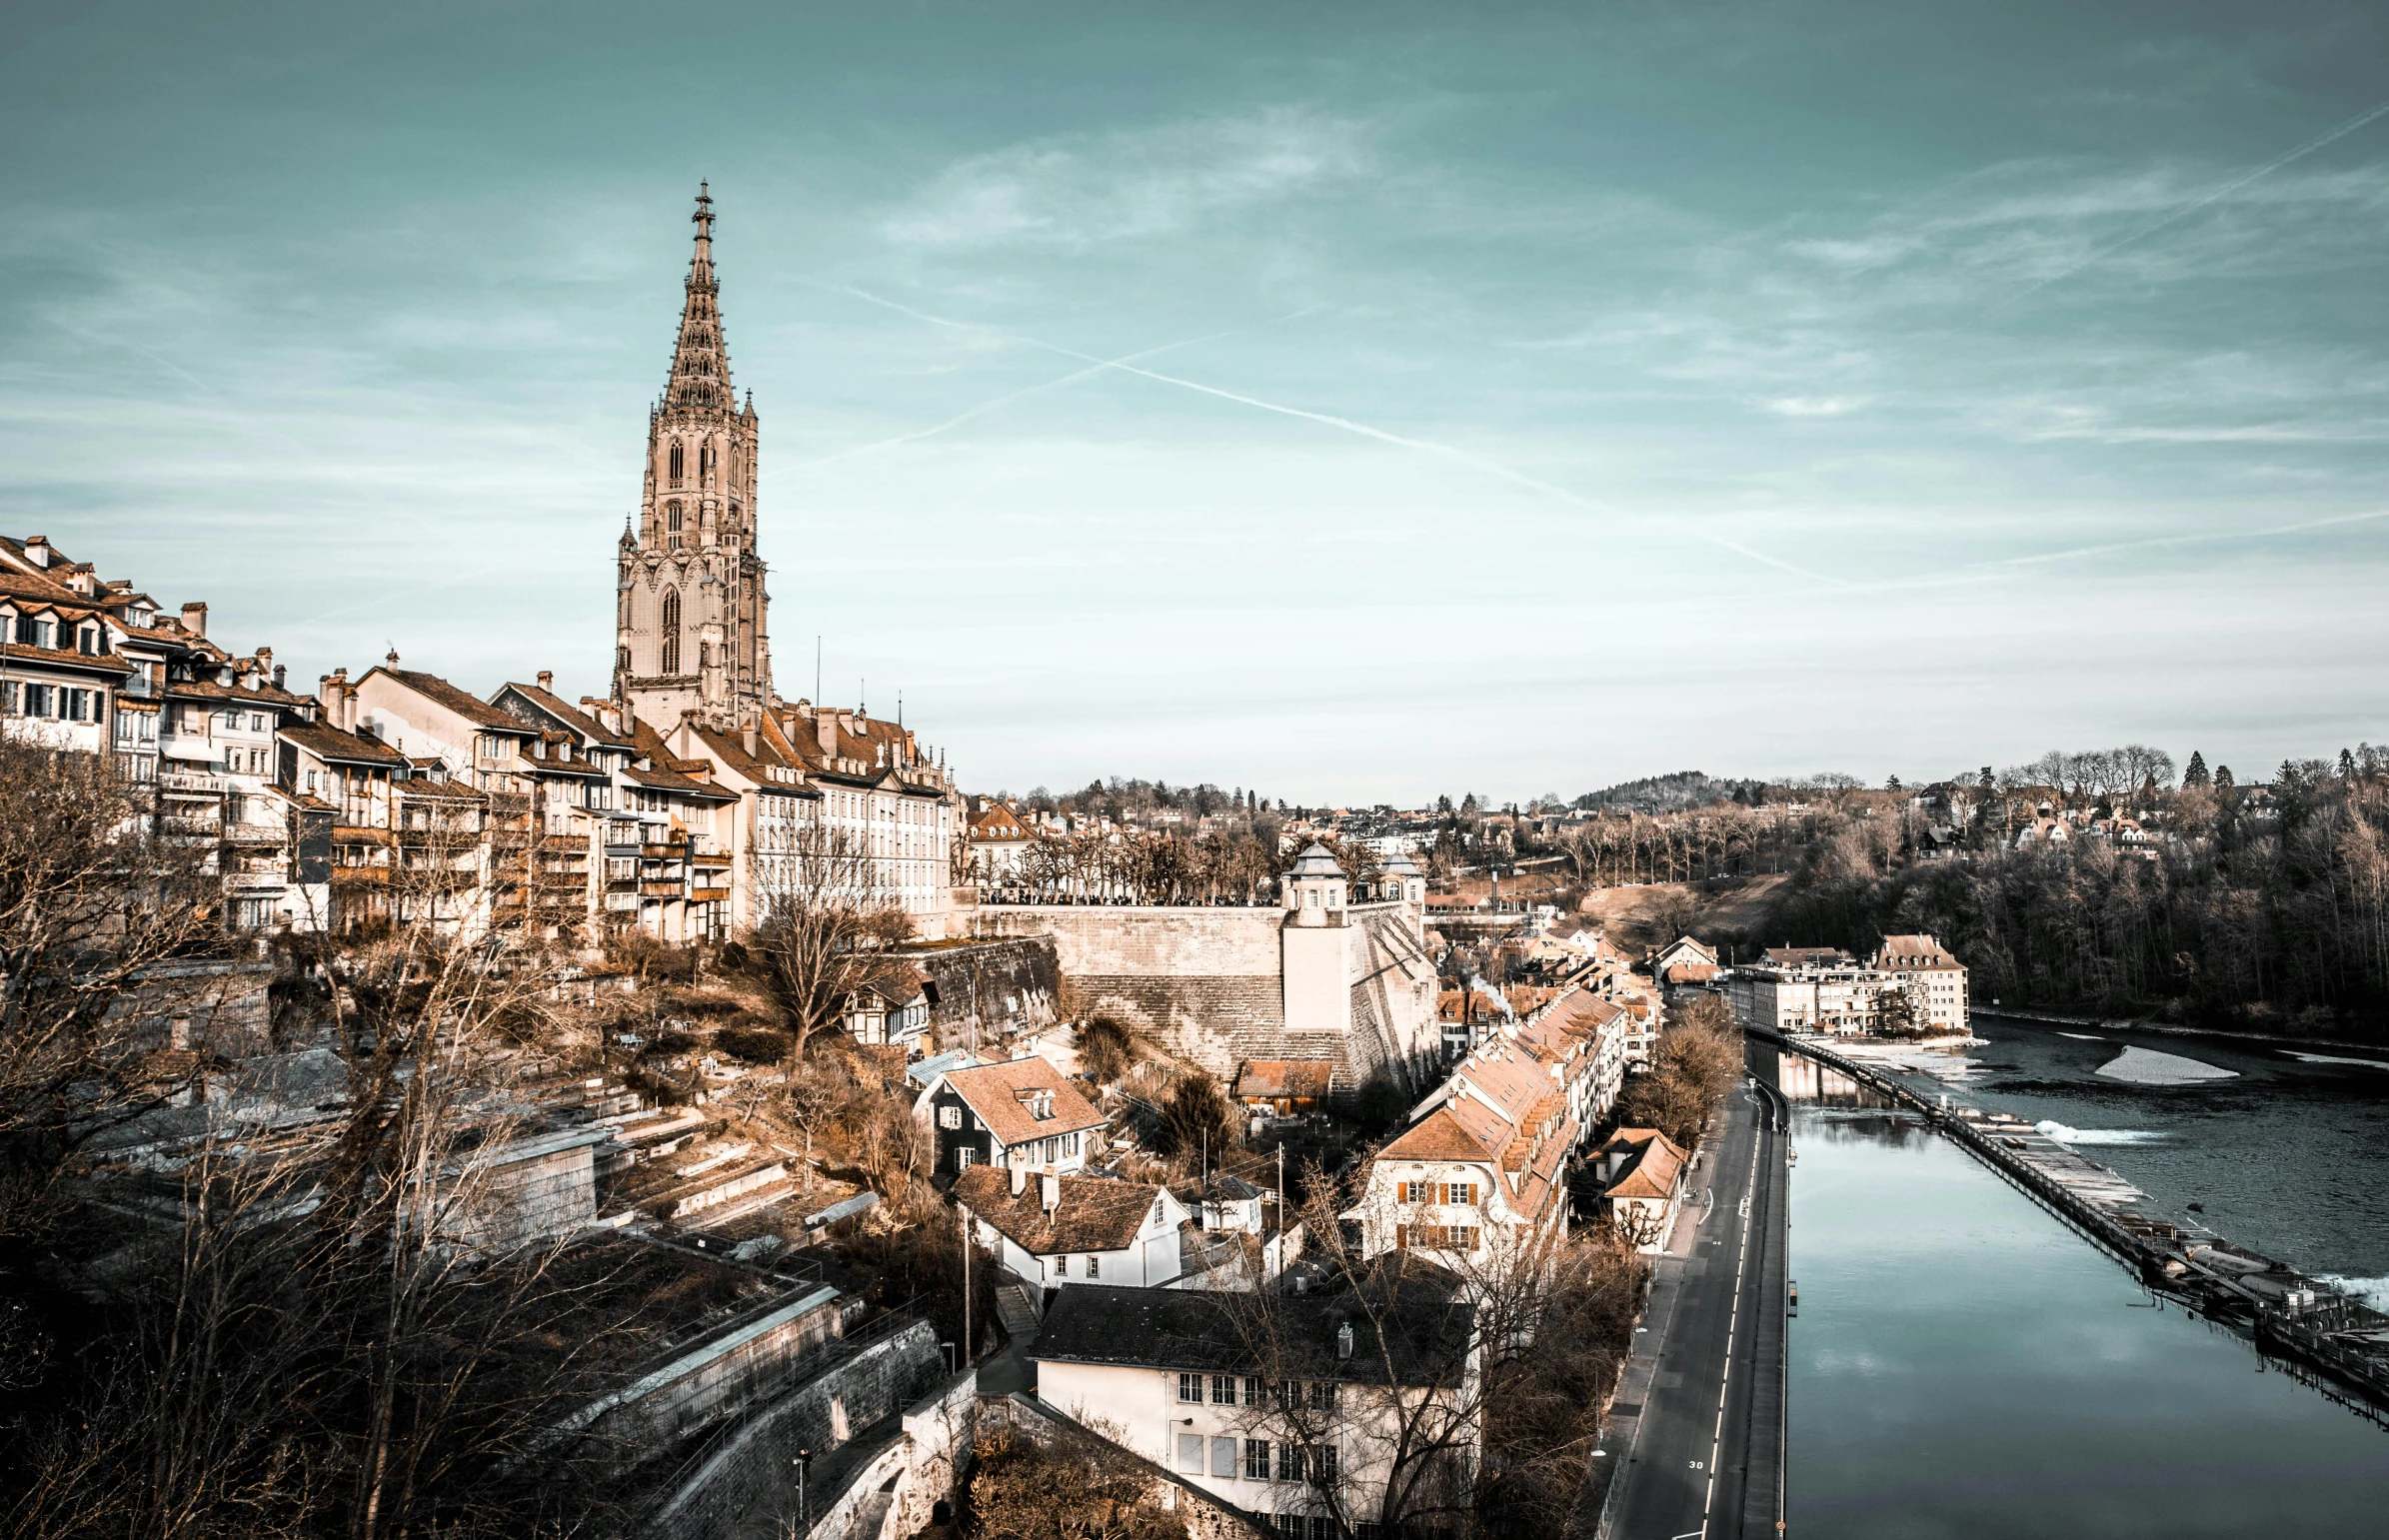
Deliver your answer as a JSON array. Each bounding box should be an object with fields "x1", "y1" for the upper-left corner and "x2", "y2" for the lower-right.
[{"x1": 5, "y1": 2, "x2": 2387, "y2": 802}]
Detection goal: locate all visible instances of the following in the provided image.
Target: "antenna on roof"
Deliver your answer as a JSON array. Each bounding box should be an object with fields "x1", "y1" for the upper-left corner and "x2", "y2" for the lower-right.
[{"x1": 815, "y1": 635, "x2": 821, "y2": 706}]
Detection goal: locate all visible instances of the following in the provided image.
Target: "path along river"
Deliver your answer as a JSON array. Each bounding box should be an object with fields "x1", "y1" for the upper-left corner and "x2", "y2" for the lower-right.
[{"x1": 1781, "y1": 1016, "x2": 2389, "y2": 1535}]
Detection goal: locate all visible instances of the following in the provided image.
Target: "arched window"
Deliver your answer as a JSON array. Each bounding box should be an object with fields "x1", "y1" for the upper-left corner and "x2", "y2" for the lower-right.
[
  {"x1": 668, "y1": 442, "x2": 685, "y2": 484},
  {"x1": 661, "y1": 590, "x2": 682, "y2": 674},
  {"x1": 666, "y1": 501, "x2": 684, "y2": 550},
  {"x1": 617, "y1": 645, "x2": 631, "y2": 676},
  {"x1": 700, "y1": 442, "x2": 714, "y2": 483}
]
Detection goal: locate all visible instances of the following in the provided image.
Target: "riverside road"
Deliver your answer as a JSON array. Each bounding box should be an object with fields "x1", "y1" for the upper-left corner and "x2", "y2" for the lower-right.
[{"x1": 1595, "y1": 1072, "x2": 1789, "y2": 1539}]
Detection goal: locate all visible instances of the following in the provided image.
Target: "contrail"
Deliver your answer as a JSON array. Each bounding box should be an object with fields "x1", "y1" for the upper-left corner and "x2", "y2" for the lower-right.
[
  {"x1": 786, "y1": 330, "x2": 1237, "y2": 471},
  {"x1": 2012, "y1": 96, "x2": 2389, "y2": 302},
  {"x1": 1965, "y1": 506, "x2": 2389, "y2": 572},
  {"x1": 801, "y1": 280, "x2": 1851, "y2": 587}
]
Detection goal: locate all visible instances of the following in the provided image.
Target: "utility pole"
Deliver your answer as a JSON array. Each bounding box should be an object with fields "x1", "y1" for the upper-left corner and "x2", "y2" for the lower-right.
[{"x1": 961, "y1": 1204, "x2": 973, "y2": 1367}]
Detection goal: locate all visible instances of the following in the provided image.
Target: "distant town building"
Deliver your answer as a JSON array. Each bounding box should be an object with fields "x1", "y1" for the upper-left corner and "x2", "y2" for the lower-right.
[{"x1": 1724, "y1": 933, "x2": 1968, "y2": 1036}]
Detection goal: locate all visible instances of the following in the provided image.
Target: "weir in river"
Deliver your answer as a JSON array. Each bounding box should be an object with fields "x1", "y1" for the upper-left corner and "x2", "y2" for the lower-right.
[{"x1": 1754, "y1": 1025, "x2": 2389, "y2": 1424}]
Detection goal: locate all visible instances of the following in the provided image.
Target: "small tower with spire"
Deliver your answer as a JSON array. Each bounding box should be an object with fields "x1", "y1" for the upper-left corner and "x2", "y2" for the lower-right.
[{"x1": 614, "y1": 182, "x2": 774, "y2": 731}]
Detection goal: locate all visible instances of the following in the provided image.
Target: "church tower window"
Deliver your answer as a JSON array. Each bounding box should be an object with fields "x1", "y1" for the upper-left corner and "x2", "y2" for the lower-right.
[
  {"x1": 669, "y1": 442, "x2": 685, "y2": 485},
  {"x1": 661, "y1": 590, "x2": 682, "y2": 674},
  {"x1": 667, "y1": 501, "x2": 684, "y2": 549}
]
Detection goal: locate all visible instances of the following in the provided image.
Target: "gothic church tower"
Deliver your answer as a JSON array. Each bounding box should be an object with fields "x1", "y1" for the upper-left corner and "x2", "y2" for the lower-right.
[{"x1": 615, "y1": 184, "x2": 772, "y2": 730}]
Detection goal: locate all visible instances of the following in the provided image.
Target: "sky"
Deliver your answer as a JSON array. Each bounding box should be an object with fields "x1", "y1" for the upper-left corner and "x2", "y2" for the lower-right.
[{"x1": 4, "y1": 1, "x2": 2388, "y2": 805}]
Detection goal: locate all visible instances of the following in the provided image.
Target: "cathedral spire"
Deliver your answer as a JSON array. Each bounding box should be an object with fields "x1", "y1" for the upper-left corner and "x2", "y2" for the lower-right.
[{"x1": 664, "y1": 181, "x2": 732, "y2": 410}]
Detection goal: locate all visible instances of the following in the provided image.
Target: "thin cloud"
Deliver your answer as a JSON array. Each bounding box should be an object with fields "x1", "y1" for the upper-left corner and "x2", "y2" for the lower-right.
[
  {"x1": 800, "y1": 279, "x2": 1855, "y2": 588},
  {"x1": 2008, "y1": 96, "x2": 2389, "y2": 303},
  {"x1": 879, "y1": 107, "x2": 1374, "y2": 252}
]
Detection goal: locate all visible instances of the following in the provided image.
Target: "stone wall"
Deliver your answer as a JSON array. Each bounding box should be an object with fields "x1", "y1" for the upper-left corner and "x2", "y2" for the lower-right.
[
  {"x1": 969, "y1": 904, "x2": 1440, "y2": 1095},
  {"x1": 905, "y1": 937, "x2": 1063, "y2": 1045},
  {"x1": 642, "y1": 1318, "x2": 955, "y2": 1539},
  {"x1": 968, "y1": 907, "x2": 1283, "y2": 1075}
]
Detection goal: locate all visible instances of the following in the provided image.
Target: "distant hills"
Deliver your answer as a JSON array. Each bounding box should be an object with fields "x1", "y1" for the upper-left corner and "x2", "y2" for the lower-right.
[{"x1": 1570, "y1": 770, "x2": 1762, "y2": 813}]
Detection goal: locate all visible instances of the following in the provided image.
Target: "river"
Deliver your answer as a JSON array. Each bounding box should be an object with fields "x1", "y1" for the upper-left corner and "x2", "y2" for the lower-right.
[{"x1": 1778, "y1": 1018, "x2": 2389, "y2": 1535}]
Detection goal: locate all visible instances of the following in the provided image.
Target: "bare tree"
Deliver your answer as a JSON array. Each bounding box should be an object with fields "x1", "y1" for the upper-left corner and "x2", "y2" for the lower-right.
[
  {"x1": 750, "y1": 827, "x2": 915, "y2": 1060},
  {"x1": 0, "y1": 742, "x2": 225, "y2": 1247}
]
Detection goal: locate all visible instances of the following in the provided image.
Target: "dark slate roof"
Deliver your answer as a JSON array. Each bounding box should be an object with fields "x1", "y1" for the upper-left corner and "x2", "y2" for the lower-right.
[{"x1": 1029, "y1": 1261, "x2": 1473, "y2": 1388}]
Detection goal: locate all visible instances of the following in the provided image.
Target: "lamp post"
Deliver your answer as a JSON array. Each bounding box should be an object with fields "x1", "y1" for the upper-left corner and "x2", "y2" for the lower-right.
[{"x1": 795, "y1": 1446, "x2": 814, "y2": 1533}]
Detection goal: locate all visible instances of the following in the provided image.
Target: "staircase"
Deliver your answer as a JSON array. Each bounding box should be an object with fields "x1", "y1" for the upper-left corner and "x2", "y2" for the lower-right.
[{"x1": 995, "y1": 1281, "x2": 1042, "y2": 1342}]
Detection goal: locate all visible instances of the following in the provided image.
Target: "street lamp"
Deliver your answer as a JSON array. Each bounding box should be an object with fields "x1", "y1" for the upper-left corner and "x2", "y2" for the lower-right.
[{"x1": 795, "y1": 1447, "x2": 814, "y2": 1533}]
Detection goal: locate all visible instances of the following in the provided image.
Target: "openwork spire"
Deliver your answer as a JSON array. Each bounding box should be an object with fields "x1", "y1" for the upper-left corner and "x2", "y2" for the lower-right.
[{"x1": 664, "y1": 181, "x2": 733, "y2": 410}]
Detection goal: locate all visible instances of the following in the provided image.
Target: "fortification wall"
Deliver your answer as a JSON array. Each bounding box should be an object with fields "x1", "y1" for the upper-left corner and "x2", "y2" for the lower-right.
[
  {"x1": 906, "y1": 937, "x2": 1063, "y2": 1045},
  {"x1": 966, "y1": 905, "x2": 1435, "y2": 1093},
  {"x1": 969, "y1": 907, "x2": 1283, "y2": 1075}
]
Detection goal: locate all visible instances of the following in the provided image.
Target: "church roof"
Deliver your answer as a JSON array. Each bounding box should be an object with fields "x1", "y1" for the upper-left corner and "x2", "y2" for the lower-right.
[{"x1": 662, "y1": 183, "x2": 735, "y2": 413}]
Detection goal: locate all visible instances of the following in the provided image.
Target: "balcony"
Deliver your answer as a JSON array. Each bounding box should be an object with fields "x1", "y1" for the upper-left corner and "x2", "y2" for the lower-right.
[
  {"x1": 222, "y1": 822, "x2": 285, "y2": 845},
  {"x1": 640, "y1": 880, "x2": 684, "y2": 899}
]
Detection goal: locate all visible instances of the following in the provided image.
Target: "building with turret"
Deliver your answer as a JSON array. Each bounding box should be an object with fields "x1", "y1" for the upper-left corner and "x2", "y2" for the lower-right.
[{"x1": 614, "y1": 183, "x2": 772, "y2": 733}]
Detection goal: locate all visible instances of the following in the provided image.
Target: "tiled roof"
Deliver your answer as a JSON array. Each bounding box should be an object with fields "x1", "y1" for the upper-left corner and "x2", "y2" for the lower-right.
[
  {"x1": 1030, "y1": 1265, "x2": 1472, "y2": 1386},
  {"x1": 1233, "y1": 1060, "x2": 1334, "y2": 1101},
  {"x1": 0, "y1": 641, "x2": 134, "y2": 676},
  {"x1": 1380, "y1": 1103, "x2": 1498, "y2": 1162},
  {"x1": 162, "y1": 677, "x2": 310, "y2": 708},
  {"x1": 939, "y1": 1058, "x2": 1106, "y2": 1147},
  {"x1": 953, "y1": 1167, "x2": 1164, "y2": 1255},
  {"x1": 280, "y1": 721, "x2": 408, "y2": 768},
  {"x1": 379, "y1": 669, "x2": 522, "y2": 732},
  {"x1": 499, "y1": 682, "x2": 635, "y2": 748},
  {"x1": 1601, "y1": 1128, "x2": 1688, "y2": 1201}
]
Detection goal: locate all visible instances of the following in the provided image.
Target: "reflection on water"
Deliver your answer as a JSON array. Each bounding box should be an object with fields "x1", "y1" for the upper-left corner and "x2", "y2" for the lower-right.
[{"x1": 1781, "y1": 1078, "x2": 2389, "y2": 1536}]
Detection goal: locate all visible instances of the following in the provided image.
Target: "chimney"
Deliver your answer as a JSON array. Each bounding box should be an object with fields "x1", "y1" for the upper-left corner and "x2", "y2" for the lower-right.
[
  {"x1": 1041, "y1": 1171, "x2": 1060, "y2": 1213},
  {"x1": 817, "y1": 715, "x2": 838, "y2": 758},
  {"x1": 537, "y1": 670, "x2": 554, "y2": 692},
  {"x1": 1335, "y1": 1319, "x2": 1354, "y2": 1360},
  {"x1": 272, "y1": 665, "x2": 286, "y2": 691},
  {"x1": 744, "y1": 723, "x2": 759, "y2": 757},
  {"x1": 1011, "y1": 1164, "x2": 1029, "y2": 1197},
  {"x1": 22, "y1": 535, "x2": 50, "y2": 568},
  {"x1": 180, "y1": 601, "x2": 207, "y2": 638}
]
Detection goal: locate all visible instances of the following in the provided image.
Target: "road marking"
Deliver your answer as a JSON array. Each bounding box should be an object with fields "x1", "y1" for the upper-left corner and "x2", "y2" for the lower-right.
[{"x1": 1699, "y1": 1102, "x2": 1765, "y2": 1537}]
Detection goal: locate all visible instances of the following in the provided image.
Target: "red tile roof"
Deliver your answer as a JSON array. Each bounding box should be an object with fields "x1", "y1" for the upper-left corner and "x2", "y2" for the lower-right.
[{"x1": 940, "y1": 1058, "x2": 1106, "y2": 1147}]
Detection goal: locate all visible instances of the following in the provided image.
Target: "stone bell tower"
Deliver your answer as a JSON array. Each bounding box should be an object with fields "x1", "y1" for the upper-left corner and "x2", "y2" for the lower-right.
[{"x1": 614, "y1": 183, "x2": 773, "y2": 730}]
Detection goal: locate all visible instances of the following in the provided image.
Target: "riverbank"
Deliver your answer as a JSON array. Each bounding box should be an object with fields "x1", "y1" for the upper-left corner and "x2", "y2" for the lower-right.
[{"x1": 1980, "y1": 1005, "x2": 2389, "y2": 1056}]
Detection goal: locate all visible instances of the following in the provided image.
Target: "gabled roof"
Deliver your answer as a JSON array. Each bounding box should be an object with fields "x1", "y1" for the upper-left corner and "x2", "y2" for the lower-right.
[
  {"x1": 372, "y1": 668, "x2": 524, "y2": 733},
  {"x1": 953, "y1": 1167, "x2": 1167, "y2": 1256},
  {"x1": 1379, "y1": 1103, "x2": 1499, "y2": 1163},
  {"x1": 279, "y1": 721, "x2": 408, "y2": 768},
  {"x1": 1600, "y1": 1128, "x2": 1688, "y2": 1201},
  {"x1": 971, "y1": 801, "x2": 1028, "y2": 839},
  {"x1": 937, "y1": 1058, "x2": 1106, "y2": 1147},
  {"x1": 496, "y1": 682, "x2": 636, "y2": 749}
]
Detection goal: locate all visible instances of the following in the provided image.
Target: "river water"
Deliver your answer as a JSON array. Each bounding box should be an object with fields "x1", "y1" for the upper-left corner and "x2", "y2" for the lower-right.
[{"x1": 1779, "y1": 1018, "x2": 2389, "y2": 1535}]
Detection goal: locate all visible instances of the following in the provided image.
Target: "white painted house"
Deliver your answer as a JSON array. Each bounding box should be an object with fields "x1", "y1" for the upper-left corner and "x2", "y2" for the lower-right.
[{"x1": 953, "y1": 1166, "x2": 1187, "y2": 1291}]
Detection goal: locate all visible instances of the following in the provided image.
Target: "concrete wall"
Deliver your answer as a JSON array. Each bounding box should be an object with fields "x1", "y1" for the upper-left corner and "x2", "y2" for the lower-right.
[
  {"x1": 584, "y1": 1284, "x2": 847, "y2": 1449},
  {"x1": 642, "y1": 1319, "x2": 954, "y2": 1539}
]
